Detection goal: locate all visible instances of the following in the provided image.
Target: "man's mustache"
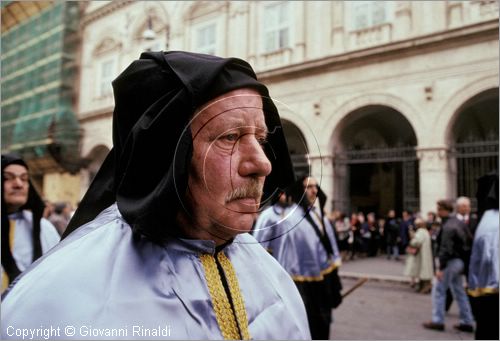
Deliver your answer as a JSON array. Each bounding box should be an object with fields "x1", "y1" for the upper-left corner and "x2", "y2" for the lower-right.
[{"x1": 225, "y1": 180, "x2": 263, "y2": 204}]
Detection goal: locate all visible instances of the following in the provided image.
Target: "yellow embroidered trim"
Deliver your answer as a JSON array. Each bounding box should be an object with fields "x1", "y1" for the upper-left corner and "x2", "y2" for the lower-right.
[
  {"x1": 2, "y1": 220, "x2": 16, "y2": 292},
  {"x1": 9, "y1": 219, "x2": 16, "y2": 249},
  {"x1": 199, "y1": 254, "x2": 240, "y2": 340},
  {"x1": 291, "y1": 259, "x2": 341, "y2": 282},
  {"x1": 467, "y1": 287, "x2": 499, "y2": 297},
  {"x1": 217, "y1": 252, "x2": 251, "y2": 340}
]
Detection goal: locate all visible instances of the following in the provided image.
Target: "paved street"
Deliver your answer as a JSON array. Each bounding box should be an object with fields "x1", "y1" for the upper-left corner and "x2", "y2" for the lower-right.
[{"x1": 330, "y1": 256, "x2": 474, "y2": 340}]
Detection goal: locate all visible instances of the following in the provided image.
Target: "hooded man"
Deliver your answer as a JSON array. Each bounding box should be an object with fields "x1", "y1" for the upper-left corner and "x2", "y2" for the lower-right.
[
  {"x1": 1, "y1": 51, "x2": 309, "y2": 340},
  {"x1": 271, "y1": 176, "x2": 343, "y2": 339},
  {"x1": 467, "y1": 172, "x2": 499, "y2": 340},
  {"x1": 1, "y1": 154, "x2": 60, "y2": 292}
]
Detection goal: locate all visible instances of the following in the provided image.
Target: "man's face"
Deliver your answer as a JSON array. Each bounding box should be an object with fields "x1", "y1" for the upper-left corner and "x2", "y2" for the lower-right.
[
  {"x1": 3, "y1": 164, "x2": 29, "y2": 213},
  {"x1": 436, "y1": 205, "x2": 449, "y2": 218},
  {"x1": 303, "y1": 177, "x2": 318, "y2": 206},
  {"x1": 184, "y1": 88, "x2": 271, "y2": 242},
  {"x1": 457, "y1": 201, "x2": 471, "y2": 215},
  {"x1": 278, "y1": 192, "x2": 287, "y2": 204}
]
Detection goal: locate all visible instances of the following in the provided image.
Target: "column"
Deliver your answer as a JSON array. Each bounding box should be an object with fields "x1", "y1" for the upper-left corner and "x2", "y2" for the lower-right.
[
  {"x1": 294, "y1": 1, "x2": 306, "y2": 62},
  {"x1": 417, "y1": 147, "x2": 455, "y2": 216}
]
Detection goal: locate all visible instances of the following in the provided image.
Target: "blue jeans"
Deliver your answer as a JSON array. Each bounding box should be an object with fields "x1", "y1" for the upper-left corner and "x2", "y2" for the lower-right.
[
  {"x1": 386, "y1": 245, "x2": 399, "y2": 259},
  {"x1": 431, "y1": 258, "x2": 474, "y2": 325}
]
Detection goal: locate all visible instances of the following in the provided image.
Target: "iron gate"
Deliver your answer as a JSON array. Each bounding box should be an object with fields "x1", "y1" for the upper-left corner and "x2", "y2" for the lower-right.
[
  {"x1": 450, "y1": 139, "x2": 499, "y2": 210},
  {"x1": 334, "y1": 146, "x2": 420, "y2": 214}
]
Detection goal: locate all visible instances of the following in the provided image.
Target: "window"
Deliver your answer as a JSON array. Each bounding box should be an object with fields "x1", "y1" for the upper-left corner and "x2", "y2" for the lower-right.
[
  {"x1": 194, "y1": 22, "x2": 216, "y2": 55},
  {"x1": 350, "y1": 1, "x2": 394, "y2": 31},
  {"x1": 263, "y1": 2, "x2": 290, "y2": 52},
  {"x1": 99, "y1": 59, "x2": 115, "y2": 97}
]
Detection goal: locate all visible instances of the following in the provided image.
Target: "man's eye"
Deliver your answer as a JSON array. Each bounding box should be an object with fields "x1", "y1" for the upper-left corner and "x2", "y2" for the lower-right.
[
  {"x1": 257, "y1": 136, "x2": 268, "y2": 146},
  {"x1": 223, "y1": 134, "x2": 238, "y2": 142}
]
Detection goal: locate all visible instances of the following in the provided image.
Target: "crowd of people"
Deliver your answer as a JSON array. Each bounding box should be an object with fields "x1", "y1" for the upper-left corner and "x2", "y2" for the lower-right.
[
  {"x1": 1, "y1": 50, "x2": 497, "y2": 340},
  {"x1": 326, "y1": 207, "x2": 436, "y2": 263}
]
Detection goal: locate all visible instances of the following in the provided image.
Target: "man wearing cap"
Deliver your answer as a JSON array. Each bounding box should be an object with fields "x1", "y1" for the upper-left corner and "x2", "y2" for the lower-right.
[
  {"x1": 1, "y1": 51, "x2": 309, "y2": 340},
  {"x1": 1, "y1": 154, "x2": 60, "y2": 292}
]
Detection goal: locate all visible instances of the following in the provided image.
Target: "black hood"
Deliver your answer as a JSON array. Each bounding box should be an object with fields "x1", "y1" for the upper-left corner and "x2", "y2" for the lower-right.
[
  {"x1": 64, "y1": 51, "x2": 295, "y2": 243},
  {"x1": 288, "y1": 175, "x2": 327, "y2": 217},
  {"x1": 476, "y1": 172, "x2": 499, "y2": 221}
]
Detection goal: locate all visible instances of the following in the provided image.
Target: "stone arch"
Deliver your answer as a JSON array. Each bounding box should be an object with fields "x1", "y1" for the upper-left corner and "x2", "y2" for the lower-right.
[
  {"x1": 81, "y1": 132, "x2": 112, "y2": 160},
  {"x1": 84, "y1": 144, "x2": 109, "y2": 167},
  {"x1": 449, "y1": 88, "x2": 499, "y2": 143},
  {"x1": 323, "y1": 93, "x2": 422, "y2": 152},
  {"x1": 273, "y1": 101, "x2": 321, "y2": 158},
  {"x1": 82, "y1": 144, "x2": 110, "y2": 191},
  {"x1": 443, "y1": 82, "x2": 499, "y2": 208},
  {"x1": 434, "y1": 75, "x2": 499, "y2": 145},
  {"x1": 327, "y1": 97, "x2": 420, "y2": 216}
]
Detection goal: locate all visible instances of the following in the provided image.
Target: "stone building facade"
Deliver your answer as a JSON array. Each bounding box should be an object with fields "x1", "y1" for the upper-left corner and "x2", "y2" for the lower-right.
[{"x1": 78, "y1": 1, "x2": 499, "y2": 216}]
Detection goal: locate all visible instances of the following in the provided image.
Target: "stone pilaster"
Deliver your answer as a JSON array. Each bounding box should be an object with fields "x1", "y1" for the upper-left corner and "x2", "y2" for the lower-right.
[{"x1": 417, "y1": 147, "x2": 455, "y2": 215}]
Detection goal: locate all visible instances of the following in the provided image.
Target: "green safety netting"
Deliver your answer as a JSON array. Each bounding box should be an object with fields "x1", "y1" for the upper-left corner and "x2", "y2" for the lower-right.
[{"x1": 1, "y1": 2, "x2": 81, "y2": 172}]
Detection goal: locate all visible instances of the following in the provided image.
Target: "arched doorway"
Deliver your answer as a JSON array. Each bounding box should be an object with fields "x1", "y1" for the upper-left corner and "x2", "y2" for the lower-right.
[
  {"x1": 281, "y1": 119, "x2": 309, "y2": 178},
  {"x1": 449, "y1": 88, "x2": 499, "y2": 209},
  {"x1": 333, "y1": 105, "x2": 419, "y2": 216},
  {"x1": 83, "y1": 145, "x2": 109, "y2": 187}
]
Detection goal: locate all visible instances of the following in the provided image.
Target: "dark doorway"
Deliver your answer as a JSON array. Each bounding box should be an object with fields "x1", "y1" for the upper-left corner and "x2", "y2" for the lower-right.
[
  {"x1": 450, "y1": 88, "x2": 499, "y2": 209},
  {"x1": 349, "y1": 162, "x2": 404, "y2": 216},
  {"x1": 333, "y1": 105, "x2": 419, "y2": 217}
]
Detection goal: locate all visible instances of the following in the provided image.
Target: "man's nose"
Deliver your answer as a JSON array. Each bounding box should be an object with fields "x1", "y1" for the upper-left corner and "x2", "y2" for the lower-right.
[
  {"x1": 12, "y1": 177, "x2": 26, "y2": 187},
  {"x1": 237, "y1": 136, "x2": 272, "y2": 177}
]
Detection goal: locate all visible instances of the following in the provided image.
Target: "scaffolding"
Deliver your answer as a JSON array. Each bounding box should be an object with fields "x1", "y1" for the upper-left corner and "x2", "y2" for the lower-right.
[{"x1": 1, "y1": 2, "x2": 81, "y2": 174}]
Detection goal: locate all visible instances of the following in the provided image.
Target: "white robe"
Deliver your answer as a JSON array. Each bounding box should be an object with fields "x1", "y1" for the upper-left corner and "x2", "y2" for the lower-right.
[
  {"x1": 1, "y1": 210, "x2": 60, "y2": 291},
  {"x1": 1, "y1": 204, "x2": 310, "y2": 340}
]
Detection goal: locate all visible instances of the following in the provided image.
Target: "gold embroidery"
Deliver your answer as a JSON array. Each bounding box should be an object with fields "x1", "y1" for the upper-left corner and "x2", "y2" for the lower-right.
[
  {"x1": 199, "y1": 253, "x2": 240, "y2": 340},
  {"x1": 217, "y1": 252, "x2": 251, "y2": 340},
  {"x1": 467, "y1": 287, "x2": 499, "y2": 297},
  {"x1": 291, "y1": 259, "x2": 341, "y2": 282}
]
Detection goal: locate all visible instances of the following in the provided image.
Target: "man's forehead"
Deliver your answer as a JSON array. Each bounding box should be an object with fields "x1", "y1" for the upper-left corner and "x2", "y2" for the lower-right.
[
  {"x1": 305, "y1": 177, "x2": 317, "y2": 184},
  {"x1": 4, "y1": 164, "x2": 28, "y2": 173},
  {"x1": 192, "y1": 90, "x2": 266, "y2": 130},
  {"x1": 197, "y1": 89, "x2": 262, "y2": 114}
]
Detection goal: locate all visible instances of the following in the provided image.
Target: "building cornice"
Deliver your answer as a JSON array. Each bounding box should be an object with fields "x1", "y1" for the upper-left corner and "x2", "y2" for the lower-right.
[
  {"x1": 258, "y1": 20, "x2": 499, "y2": 83},
  {"x1": 79, "y1": 107, "x2": 113, "y2": 123},
  {"x1": 81, "y1": 1, "x2": 134, "y2": 27}
]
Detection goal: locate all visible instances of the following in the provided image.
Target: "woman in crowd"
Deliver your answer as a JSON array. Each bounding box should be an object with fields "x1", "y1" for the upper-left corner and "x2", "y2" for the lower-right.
[{"x1": 403, "y1": 218, "x2": 434, "y2": 293}]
